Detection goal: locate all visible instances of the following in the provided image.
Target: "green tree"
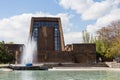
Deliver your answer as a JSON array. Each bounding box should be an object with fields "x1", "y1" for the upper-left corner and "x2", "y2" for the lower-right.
[
  {"x1": 0, "y1": 41, "x2": 14, "y2": 63},
  {"x1": 95, "y1": 40, "x2": 105, "y2": 56},
  {"x1": 106, "y1": 35, "x2": 120, "y2": 58},
  {"x1": 96, "y1": 20, "x2": 120, "y2": 59}
]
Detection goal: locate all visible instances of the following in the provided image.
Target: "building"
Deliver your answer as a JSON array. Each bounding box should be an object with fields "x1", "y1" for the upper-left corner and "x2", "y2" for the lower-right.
[
  {"x1": 29, "y1": 17, "x2": 65, "y2": 62},
  {"x1": 29, "y1": 17, "x2": 96, "y2": 63}
]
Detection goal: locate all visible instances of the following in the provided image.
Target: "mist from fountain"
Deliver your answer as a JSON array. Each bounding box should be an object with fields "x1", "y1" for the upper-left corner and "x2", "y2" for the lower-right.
[{"x1": 21, "y1": 37, "x2": 37, "y2": 65}]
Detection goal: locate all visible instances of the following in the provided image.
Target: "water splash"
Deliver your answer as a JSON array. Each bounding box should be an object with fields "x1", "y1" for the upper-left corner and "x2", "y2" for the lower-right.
[{"x1": 21, "y1": 37, "x2": 37, "y2": 64}]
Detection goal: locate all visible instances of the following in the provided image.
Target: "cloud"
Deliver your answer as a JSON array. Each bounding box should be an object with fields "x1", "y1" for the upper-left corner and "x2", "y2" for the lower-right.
[
  {"x1": 0, "y1": 12, "x2": 74, "y2": 44},
  {"x1": 59, "y1": 0, "x2": 120, "y2": 20},
  {"x1": 0, "y1": 14, "x2": 32, "y2": 44},
  {"x1": 59, "y1": 0, "x2": 120, "y2": 36},
  {"x1": 82, "y1": 0, "x2": 112, "y2": 20},
  {"x1": 87, "y1": 8, "x2": 120, "y2": 34},
  {"x1": 59, "y1": 0, "x2": 93, "y2": 14},
  {"x1": 64, "y1": 32, "x2": 82, "y2": 45}
]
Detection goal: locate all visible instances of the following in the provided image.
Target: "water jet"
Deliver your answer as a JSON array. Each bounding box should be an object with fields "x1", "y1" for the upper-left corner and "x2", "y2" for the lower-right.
[{"x1": 21, "y1": 37, "x2": 37, "y2": 66}]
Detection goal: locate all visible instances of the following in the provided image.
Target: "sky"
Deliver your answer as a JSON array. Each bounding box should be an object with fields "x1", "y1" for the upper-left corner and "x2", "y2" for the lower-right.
[{"x1": 0, "y1": 0, "x2": 120, "y2": 45}]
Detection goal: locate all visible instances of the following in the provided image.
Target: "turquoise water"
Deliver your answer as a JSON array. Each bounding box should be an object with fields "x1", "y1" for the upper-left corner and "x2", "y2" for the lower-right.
[{"x1": 0, "y1": 70, "x2": 120, "y2": 80}]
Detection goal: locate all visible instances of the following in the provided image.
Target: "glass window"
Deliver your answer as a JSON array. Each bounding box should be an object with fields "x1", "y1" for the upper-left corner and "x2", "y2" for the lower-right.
[
  {"x1": 41, "y1": 22, "x2": 43, "y2": 26},
  {"x1": 38, "y1": 22, "x2": 41, "y2": 26}
]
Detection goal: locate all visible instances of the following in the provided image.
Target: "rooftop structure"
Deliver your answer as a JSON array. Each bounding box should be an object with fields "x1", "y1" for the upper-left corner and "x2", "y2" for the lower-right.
[{"x1": 30, "y1": 17, "x2": 65, "y2": 52}]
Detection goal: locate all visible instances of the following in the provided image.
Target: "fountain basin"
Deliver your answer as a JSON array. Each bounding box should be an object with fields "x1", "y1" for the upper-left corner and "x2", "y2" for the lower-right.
[{"x1": 8, "y1": 64, "x2": 48, "y2": 70}]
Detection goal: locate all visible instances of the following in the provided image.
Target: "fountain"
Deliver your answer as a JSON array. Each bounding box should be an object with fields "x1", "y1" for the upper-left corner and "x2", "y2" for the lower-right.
[
  {"x1": 21, "y1": 37, "x2": 37, "y2": 66},
  {"x1": 8, "y1": 37, "x2": 48, "y2": 70}
]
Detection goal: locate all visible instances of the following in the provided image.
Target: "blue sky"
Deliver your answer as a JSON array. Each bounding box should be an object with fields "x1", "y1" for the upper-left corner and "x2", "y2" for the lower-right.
[
  {"x1": 0, "y1": 0, "x2": 120, "y2": 44},
  {"x1": 0, "y1": 0, "x2": 65, "y2": 18}
]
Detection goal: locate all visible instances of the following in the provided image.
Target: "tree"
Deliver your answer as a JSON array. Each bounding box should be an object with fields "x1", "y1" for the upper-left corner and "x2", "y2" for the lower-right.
[
  {"x1": 82, "y1": 30, "x2": 90, "y2": 43},
  {"x1": 0, "y1": 41, "x2": 14, "y2": 63},
  {"x1": 106, "y1": 35, "x2": 120, "y2": 58},
  {"x1": 96, "y1": 20, "x2": 120, "y2": 59}
]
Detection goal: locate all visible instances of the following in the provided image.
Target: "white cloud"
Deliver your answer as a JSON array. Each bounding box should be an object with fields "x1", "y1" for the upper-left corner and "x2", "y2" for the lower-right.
[
  {"x1": 59, "y1": 0, "x2": 93, "y2": 14},
  {"x1": 82, "y1": 0, "x2": 112, "y2": 20},
  {"x1": 59, "y1": 0, "x2": 120, "y2": 36},
  {"x1": 87, "y1": 8, "x2": 120, "y2": 34},
  {"x1": 59, "y1": 0, "x2": 120, "y2": 20},
  {"x1": 64, "y1": 32, "x2": 82, "y2": 45},
  {"x1": 0, "y1": 13, "x2": 32, "y2": 44},
  {"x1": 0, "y1": 12, "x2": 73, "y2": 44}
]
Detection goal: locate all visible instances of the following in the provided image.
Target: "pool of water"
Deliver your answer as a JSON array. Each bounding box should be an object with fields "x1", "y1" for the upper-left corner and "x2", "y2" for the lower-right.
[{"x1": 0, "y1": 70, "x2": 120, "y2": 80}]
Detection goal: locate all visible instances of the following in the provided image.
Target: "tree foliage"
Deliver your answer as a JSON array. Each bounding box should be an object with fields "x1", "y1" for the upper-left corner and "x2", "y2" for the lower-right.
[
  {"x1": 0, "y1": 41, "x2": 14, "y2": 63},
  {"x1": 96, "y1": 20, "x2": 120, "y2": 59},
  {"x1": 106, "y1": 35, "x2": 120, "y2": 58}
]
